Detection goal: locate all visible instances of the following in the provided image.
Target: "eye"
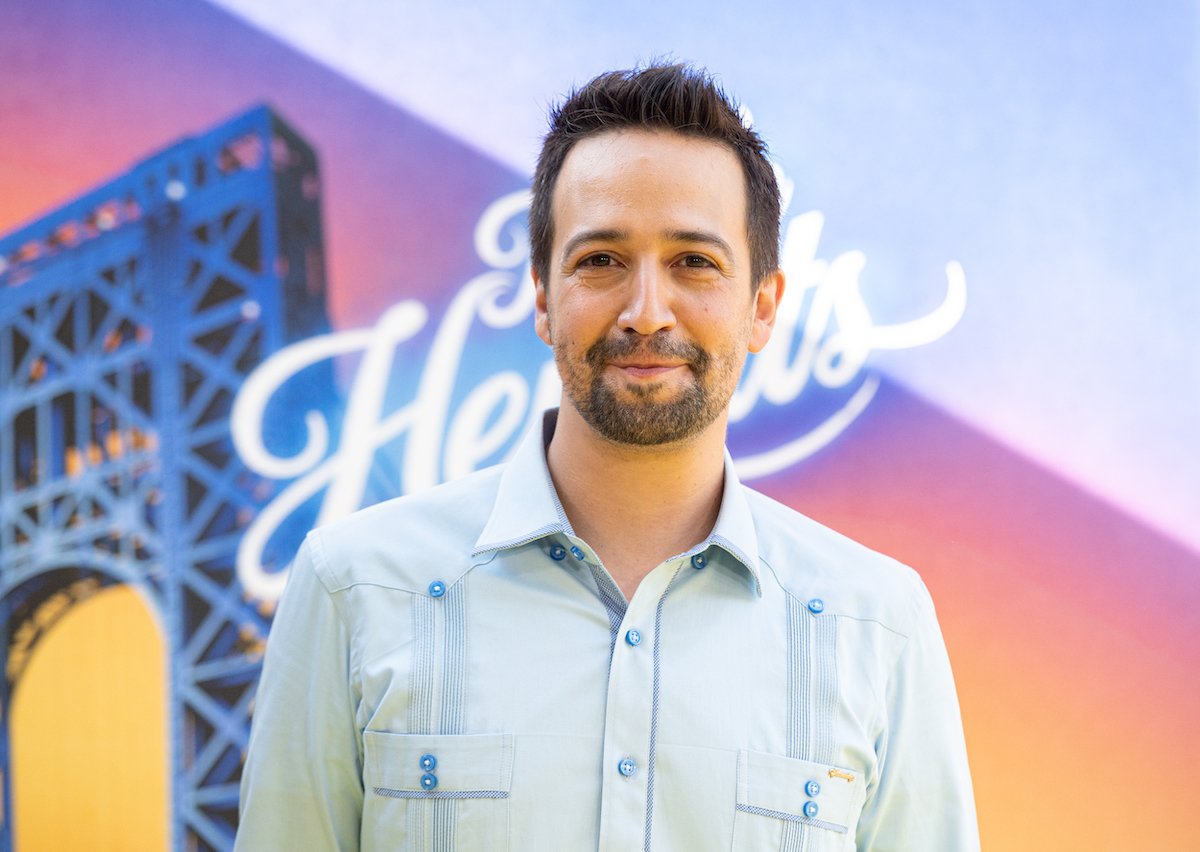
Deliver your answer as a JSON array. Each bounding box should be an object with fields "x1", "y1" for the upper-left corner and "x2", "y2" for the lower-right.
[
  {"x1": 579, "y1": 253, "x2": 616, "y2": 268},
  {"x1": 680, "y1": 254, "x2": 715, "y2": 268}
]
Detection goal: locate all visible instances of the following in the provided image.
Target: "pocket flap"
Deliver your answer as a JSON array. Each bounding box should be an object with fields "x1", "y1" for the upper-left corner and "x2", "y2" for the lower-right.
[
  {"x1": 736, "y1": 749, "x2": 864, "y2": 832},
  {"x1": 364, "y1": 731, "x2": 515, "y2": 795}
]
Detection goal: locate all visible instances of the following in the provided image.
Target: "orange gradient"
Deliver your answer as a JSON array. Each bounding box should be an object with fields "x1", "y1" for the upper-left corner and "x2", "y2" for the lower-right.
[{"x1": 10, "y1": 585, "x2": 169, "y2": 850}]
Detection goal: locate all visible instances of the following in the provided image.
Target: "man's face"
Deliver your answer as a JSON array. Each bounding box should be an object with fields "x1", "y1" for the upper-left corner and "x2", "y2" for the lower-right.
[{"x1": 535, "y1": 129, "x2": 782, "y2": 447}]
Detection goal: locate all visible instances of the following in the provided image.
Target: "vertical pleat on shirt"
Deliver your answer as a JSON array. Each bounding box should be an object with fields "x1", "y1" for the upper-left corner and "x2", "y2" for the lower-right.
[{"x1": 783, "y1": 593, "x2": 840, "y2": 851}]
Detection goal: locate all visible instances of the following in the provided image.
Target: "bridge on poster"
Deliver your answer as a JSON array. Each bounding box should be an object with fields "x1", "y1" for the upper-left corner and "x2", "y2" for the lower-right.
[{"x1": 0, "y1": 106, "x2": 333, "y2": 851}]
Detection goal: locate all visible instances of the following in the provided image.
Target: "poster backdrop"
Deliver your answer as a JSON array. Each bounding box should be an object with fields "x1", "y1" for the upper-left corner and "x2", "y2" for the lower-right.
[{"x1": 2, "y1": 0, "x2": 1198, "y2": 849}]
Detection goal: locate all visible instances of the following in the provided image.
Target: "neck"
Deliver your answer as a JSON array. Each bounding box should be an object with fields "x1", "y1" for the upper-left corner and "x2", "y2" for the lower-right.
[{"x1": 546, "y1": 403, "x2": 727, "y2": 599}]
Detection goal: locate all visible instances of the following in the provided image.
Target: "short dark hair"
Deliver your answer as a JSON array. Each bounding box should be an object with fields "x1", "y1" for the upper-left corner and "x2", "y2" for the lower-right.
[{"x1": 530, "y1": 63, "x2": 782, "y2": 290}]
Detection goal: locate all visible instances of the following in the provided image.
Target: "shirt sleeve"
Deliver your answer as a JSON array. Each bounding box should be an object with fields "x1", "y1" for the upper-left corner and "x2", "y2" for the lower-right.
[
  {"x1": 235, "y1": 533, "x2": 363, "y2": 851},
  {"x1": 855, "y1": 579, "x2": 980, "y2": 851}
]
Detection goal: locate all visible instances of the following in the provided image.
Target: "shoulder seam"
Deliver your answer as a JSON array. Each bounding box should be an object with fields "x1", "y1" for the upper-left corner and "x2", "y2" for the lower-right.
[{"x1": 761, "y1": 545, "x2": 925, "y2": 637}]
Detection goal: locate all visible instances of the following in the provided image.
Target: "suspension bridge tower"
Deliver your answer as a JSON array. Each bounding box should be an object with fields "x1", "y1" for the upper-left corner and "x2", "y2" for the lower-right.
[{"x1": 0, "y1": 105, "x2": 333, "y2": 850}]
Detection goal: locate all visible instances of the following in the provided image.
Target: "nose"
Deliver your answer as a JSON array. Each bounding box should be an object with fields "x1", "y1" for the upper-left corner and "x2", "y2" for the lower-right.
[{"x1": 618, "y1": 261, "x2": 675, "y2": 335}]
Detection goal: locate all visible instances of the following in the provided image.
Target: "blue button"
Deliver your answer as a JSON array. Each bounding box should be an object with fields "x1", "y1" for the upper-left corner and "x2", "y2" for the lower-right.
[
  {"x1": 805, "y1": 779, "x2": 821, "y2": 797},
  {"x1": 625, "y1": 629, "x2": 642, "y2": 647},
  {"x1": 617, "y1": 757, "x2": 637, "y2": 777},
  {"x1": 429, "y1": 580, "x2": 446, "y2": 598},
  {"x1": 570, "y1": 545, "x2": 586, "y2": 560},
  {"x1": 420, "y1": 772, "x2": 438, "y2": 790},
  {"x1": 690, "y1": 553, "x2": 707, "y2": 569},
  {"x1": 803, "y1": 800, "x2": 819, "y2": 818},
  {"x1": 419, "y1": 753, "x2": 437, "y2": 771},
  {"x1": 549, "y1": 544, "x2": 567, "y2": 561},
  {"x1": 807, "y1": 598, "x2": 824, "y2": 614}
]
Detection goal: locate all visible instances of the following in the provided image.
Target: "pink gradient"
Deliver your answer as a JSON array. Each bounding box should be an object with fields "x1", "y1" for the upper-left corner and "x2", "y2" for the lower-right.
[{"x1": 2, "y1": 0, "x2": 524, "y2": 331}]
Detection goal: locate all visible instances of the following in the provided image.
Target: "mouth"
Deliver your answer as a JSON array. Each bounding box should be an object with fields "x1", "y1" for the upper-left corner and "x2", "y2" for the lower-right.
[
  {"x1": 586, "y1": 333, "x2": 709, "y2": 383},
  {"x1": 608, "y1": 361, "x2": 688, "y2": 379}
]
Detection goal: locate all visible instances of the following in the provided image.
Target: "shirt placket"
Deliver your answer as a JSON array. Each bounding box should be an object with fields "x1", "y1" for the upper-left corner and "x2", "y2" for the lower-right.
[{"x1": 589, "y1": 549, "x2": 687, "y2": 852}]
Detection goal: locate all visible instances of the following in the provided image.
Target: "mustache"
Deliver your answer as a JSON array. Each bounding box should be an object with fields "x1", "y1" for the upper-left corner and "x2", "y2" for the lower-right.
[{"x1": 584, "y1": 332, "x2": 709, "y2": 371}]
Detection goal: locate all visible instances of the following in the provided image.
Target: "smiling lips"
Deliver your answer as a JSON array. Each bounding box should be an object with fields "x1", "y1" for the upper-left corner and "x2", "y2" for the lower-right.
[
  {"x1": 609, "y1": 361, "x2": 687, "y2": 378},
  {"x1": 584, "y1": 332, "x2": 709, "y2": 380}
]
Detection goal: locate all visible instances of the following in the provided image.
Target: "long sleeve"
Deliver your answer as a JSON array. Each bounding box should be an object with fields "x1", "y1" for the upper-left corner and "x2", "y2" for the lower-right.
[
  {"x1": 235, "y1": 533, "x2": 364, "y2": 850},
  {"x1": 855, "y1": 580, "x2": 979, "y2": 851}
]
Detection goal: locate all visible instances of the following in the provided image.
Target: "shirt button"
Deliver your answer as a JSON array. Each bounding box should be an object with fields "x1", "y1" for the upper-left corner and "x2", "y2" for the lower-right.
[
  {"x1": 420, "y1": 772, "x2": 438, "y2": 790},
  {"x1": 617, "y1": 757, "x2": 637, "y2": 777},
  {"x1": 570, "y1": 545, "x2": 586, "y2": 561},
  {"x1": 690, "y1": 553, "x2": 707, "y2": 569},
  {"x1": 549, "y1": 544, "x2": 567, "y2": 561},
  {"x1": 419, "y1": 753, "x2": 438, "y2": 771},
  {"x1": 805, "y1": 779, "x2": 820, "y2": 797},
  {"x1": 807, "y1": 598, "x2": 824, "y2": 614},
  {"x1": 803, "y1": 800, "x2": 819, "y2": 818},
  {"x1": 429, "y1": 580, "x2": 446, "y2": 598},
  {"x1": 625, "y1": 629, "x2": 642, "y2": 646}
]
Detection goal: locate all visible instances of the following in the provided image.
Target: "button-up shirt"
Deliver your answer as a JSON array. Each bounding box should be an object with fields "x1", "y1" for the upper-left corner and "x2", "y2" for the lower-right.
[{"x1": 237, "y1": 410, "x2": 978, "y2": 851}]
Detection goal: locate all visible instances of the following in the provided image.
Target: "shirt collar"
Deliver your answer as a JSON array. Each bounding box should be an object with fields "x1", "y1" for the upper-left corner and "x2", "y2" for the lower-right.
[
  {"x1": 707, "y1": 448, "x2": 763, "y2": 596},
  {"x1": 474, "y1": 409, "x2": 762, "y2": 596},
  {"x1": 473, "y1": 410, "x2": 572, "y2": 555}
]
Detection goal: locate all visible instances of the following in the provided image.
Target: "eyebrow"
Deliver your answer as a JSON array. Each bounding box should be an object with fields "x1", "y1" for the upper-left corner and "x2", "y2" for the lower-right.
[
  {"x1": 667, "y1": 230, "x2": 734, "y2": 260},
  {"x1": 559, "y1": 229, "x2": 735, "y2": 264},
  {"x1": 560, "y1": 229, "x2": 627, "y2": 265}
]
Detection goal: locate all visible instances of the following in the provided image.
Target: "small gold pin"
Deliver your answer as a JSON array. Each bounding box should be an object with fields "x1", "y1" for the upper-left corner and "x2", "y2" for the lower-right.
[{"x1": 828, "y1": 768, "x2": 856, "y2": 783}]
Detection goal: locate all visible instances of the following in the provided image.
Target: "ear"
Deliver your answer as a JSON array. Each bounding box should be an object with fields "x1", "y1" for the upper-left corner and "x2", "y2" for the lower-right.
[
  {"x1": 533, "y1": 266, "x2": 553, "y2": 345},
  {"x1": 748, "y1": 269, "x2": 785, "y2": 354}
]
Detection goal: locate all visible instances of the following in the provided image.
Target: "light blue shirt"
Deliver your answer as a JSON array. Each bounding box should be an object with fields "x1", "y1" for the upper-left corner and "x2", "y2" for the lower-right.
[{"x1": 237, "y1": 410, "x2": 978, "y2": 851}]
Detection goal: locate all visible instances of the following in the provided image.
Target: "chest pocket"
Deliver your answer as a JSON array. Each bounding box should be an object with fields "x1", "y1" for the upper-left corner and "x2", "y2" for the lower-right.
[
  {"x1": 361, "y1": 731, "x2": 514, "y2": 852},
  {"x1": 732, "y1": 749, "x2": 865, "y2": 851}
]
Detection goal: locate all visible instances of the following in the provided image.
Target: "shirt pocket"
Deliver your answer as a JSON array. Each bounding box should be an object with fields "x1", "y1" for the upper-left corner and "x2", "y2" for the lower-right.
[
  {"x1": 361, "y1": 731, "x2": 514, "y2": 852},
  {"x1": 731, "y1": 749, "x2": 865, "y2": 852}
]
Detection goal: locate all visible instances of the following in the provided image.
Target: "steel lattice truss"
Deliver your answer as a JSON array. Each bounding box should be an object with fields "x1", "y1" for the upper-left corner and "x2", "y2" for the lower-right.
[{"x1": 0, "y1": 107, "x2": 332, "y2": 850}]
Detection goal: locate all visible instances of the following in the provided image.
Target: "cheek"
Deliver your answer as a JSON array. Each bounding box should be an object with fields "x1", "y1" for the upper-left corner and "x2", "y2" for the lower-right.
[
  {"x1": 690, "y1": 301, "x2": 751, "y2": 347},
  {"x1": 555, "y1": 304, "x2": 609, "y2": 343},
  {"x1": 706, "y1": 325, "x2": 755, "y2": 378}
]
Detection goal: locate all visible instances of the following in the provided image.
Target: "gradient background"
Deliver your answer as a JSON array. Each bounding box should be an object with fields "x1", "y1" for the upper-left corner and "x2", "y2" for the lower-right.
[{"x1": 2, "y1": 0, "x2": 1198, "y2": 848}]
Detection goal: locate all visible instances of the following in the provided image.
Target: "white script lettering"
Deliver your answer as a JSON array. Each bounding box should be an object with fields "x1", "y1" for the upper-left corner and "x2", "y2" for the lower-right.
[{"x1": 232, "y1": 189, "x2": 965, "y2": 601}]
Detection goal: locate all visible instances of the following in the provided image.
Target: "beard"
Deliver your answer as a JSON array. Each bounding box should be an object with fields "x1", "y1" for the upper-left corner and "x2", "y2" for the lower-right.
[{"x1": 555, "y1": 331, "x2": 731, "y2": 446}]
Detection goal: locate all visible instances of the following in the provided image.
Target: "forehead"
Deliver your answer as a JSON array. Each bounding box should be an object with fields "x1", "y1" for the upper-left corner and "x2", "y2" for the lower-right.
[{"x1": 550, "y1": 129, "x2": 748, "y2": 251}]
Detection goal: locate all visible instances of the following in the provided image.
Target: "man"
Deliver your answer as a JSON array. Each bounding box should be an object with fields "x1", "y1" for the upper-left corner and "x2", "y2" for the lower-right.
[{"x1": 237, "y1": 64, "x2": 978, "y2": 850}]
